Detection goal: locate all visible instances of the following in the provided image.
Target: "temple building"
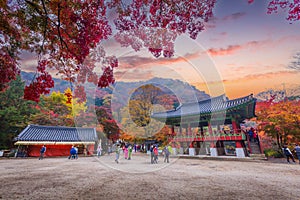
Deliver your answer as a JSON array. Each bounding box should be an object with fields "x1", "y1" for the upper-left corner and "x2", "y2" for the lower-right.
[
  {"x1": 14, "y1": 125, "x2": 98, "y2": 157},
  {"x1": 152, "y1": 94, "x2": 258, "y2": 157}
]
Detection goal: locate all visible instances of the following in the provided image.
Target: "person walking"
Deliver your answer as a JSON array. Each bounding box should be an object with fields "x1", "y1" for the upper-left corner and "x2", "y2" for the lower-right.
[
  {"x1": 115, "y1": 144, "x2": 121, "y2": 164},
  {"x1": 153, "y1": 146, "x2": 159, "y2": 164},
  {"x1": 283, "y1": 145, "x2": 296, "y2": 163},
  {"x1": 248, "y1": 129, "x2": 254, "y2": 142},
  {"x1": 74, "y1": 146, "x2": 78, "y2": 159},
  {"x1": 163, "y1": 146, "x2": 170, "y2": 163},
  {"x1": 150, "y1": 145, "x2": 154, "y2": 164},
  {"x1": 108, "y1": 145, "x2": 112, "y2": 155},
  {"x1": 128, "y1": 145, "x2": 132, "y2": 160},
  {"x1": 68, "y1": 146, "x2": 77, "y2": 159},
  {"x1": 124, "y1": 146, "x2": 128, "y2": 159},
  {"x1": 39, "y1": 145, "x2": 46, "y2": 160},
  {"x1": 253, "y1": 131, "x2": 258, "y2": 143},
  {"x1": 97, "y1": 145, "x2": 102, "y2": 158},
  {"x1": 295, "y1": 143, "x2": 300, "y2": 164}
]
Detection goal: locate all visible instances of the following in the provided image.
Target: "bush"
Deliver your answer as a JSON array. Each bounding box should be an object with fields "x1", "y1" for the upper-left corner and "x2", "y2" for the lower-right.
[{"x1": 264, "y1": 148, "x2": 283, "y2": 158}]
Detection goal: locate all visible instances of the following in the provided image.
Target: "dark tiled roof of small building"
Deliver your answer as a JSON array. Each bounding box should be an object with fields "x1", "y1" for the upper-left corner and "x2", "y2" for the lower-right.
[
  {"x1": 152, "y1": 94, "x2": 256, "y2": 119},
  {"x1": 15, "y1": 125, "x2": 98, "y2": 142}
]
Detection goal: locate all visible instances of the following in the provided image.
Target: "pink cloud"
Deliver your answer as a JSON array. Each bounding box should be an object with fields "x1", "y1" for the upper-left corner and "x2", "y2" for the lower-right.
[
  {"x1": 229, "y1": 70, "x2": 299, "y2": 81},
  {"x1": 206, "y1": 39, "x2": 276, "y2": 57},
  {"x1": 207, "y1": 45, "x2": 241, "y2": 56},
  {"x1": 115, "y1": 69, "x2": 154, "y2": 81},
  {"x1": 118, "y1": 51, "x2": 202, "y2": 69}
]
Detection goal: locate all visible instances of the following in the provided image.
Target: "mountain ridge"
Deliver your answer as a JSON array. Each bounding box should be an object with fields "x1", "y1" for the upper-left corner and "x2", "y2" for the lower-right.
[{"x1": 20, "y1": 71, "x2": 211, "y2": 104}]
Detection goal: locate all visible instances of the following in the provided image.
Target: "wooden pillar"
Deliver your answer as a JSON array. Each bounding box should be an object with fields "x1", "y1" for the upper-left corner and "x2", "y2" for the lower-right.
[
  {"x1": 171, "y1": 125, "x2": 175, "y2": 136},
  {"x1": 232, "y1": 118, "x2": 238, "y2": 134}
]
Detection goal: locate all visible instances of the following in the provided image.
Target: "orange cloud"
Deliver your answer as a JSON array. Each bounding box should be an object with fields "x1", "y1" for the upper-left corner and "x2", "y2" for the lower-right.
[
  {"x1": 192, "y1": 70, "x2": 300, "y2": 99},
  {"x1": 118, "y1": 51, "x2": 202, "y2": 70},
  {"x1": 115, "y1": 69, "x2": 154, "y2": 82},
  {"x1": 207, "y1": 45, "x2": 241, "y2": 56}
]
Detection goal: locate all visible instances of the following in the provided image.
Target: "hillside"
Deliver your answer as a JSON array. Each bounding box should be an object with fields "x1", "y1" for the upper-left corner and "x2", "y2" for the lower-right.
[{"x1": 20, "y1": 71, "x2": 210, "y2": 105}]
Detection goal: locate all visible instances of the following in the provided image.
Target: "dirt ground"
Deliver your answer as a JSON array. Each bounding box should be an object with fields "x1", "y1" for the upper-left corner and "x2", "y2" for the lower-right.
[{"x1": 1, "y1": 152, "x2": 300, "y2": 200}]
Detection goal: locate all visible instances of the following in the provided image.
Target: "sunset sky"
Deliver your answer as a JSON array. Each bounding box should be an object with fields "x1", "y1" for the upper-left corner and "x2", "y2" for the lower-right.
[
  {"x1": 21, "y1": 0, "x2": 300, "y2": 100},
  {"x1": 109, "y1": 0, "x2": 300, "y2": 99}
]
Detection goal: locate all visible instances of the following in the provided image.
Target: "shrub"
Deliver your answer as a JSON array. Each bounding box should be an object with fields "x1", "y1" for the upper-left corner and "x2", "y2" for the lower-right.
[{"x1": 264, "y1": 148, "x2": 283, "y2": 158}]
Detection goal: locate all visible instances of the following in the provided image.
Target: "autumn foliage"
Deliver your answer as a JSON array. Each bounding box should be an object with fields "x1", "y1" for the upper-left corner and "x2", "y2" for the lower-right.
[
  {"x1": 1, "y1": 0, "x2": 300, "y2": 103},
  {"x1": 255, "y1": 99, "x2": 300, "y2": 147}
]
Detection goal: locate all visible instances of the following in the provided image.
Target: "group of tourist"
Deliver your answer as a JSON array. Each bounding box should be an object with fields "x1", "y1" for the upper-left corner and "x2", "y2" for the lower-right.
[
  {"x1": 114, "y1": 143, "x2": 133, "y2": 163},
  {"x1": 38, "y1": 145, "x2": 79, "y2": 160},
  {"x1": 247, "y1": 128, "x2": 259, "y2": 143},
  {"x1": 113, "y1": 143, "x2": 172, "y2": 164},
  {"x1": 149, "y1": 145, "x2": 159, "y2": 164},
  {"x1": 283, "y1": 144, "x2": 300, "y2": 164},
  {"x1": 68, "y1": 146, "x2": 78, "y2": 160},
  {"x1": 150, "y1": 145, "x2": 172, "y2": 164}
]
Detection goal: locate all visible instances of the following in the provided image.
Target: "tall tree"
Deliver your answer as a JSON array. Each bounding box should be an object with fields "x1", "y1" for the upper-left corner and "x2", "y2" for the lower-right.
[
  {"x1": 0, "y1": 76, "x2": 36, "y2": 148},
  {"x1": 29, "y1": 88, "x2": 87, "y2": 126},
  {"x1": 119, "y1": 84, "x2": 176, "y2": 141},
  {"x1": 0, "y1": 0, "x2": 216, "y2": 101},
  {"x1": 95, "y1": 93, "x2": 121, "y2": 140},
  {"x1": 1, "y1": 0, "x2": 298, "y2": 102},
  {"x1": 256, "y1": 100, "x2": 300, "y2": 149}
]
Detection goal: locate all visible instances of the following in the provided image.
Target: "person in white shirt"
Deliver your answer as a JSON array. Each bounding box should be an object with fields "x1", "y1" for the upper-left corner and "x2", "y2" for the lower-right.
[{"x1": 283, "y1": 145, "x2": 295, "y2": 163}]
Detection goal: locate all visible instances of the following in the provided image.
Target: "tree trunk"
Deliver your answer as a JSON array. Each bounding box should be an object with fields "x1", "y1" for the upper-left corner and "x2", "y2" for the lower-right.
[{"x1": 276, "y1": 133, "x2": 281, "y2": 149}]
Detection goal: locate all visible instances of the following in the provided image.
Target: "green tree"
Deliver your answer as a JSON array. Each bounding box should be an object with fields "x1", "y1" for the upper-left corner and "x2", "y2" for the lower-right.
[{"x1": 0, "y1": 76, "x2": 36, "y2": 148}]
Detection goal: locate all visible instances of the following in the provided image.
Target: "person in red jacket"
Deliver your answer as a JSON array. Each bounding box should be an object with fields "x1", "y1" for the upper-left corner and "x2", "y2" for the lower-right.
[{"x1": 153, "y1": 146, "x2": 159, "y2": 164}]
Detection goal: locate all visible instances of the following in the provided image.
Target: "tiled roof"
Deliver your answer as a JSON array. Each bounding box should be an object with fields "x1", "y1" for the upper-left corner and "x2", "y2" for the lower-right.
[
  {"x1": 152, "y1": 94, "x2": 256, "y2": 119},
  {"x1": 15, "y1": 125, "x2": 98, "y2": 142}
]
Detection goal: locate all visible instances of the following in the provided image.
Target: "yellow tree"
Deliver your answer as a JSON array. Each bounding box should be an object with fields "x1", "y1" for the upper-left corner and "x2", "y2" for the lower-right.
[
  {"x1": 62, "y1": 88, "x2": 87, "y2": 117},
  {"x1": 30, "y1": 88, "x2": 87, "y2": 126}
]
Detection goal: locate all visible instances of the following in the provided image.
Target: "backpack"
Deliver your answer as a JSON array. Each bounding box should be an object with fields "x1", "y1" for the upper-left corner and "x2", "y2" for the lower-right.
[
  {"x1": 284, "y1": 148, "x2": 290, "y2": 156},
  {"x1": 40, "y1": 147, "x2": 46, "y2": 153}
]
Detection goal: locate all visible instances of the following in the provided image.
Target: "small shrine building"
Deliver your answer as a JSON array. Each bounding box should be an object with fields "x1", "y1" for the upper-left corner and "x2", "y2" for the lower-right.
[
  {"x1": 152, "y1": 94, "x2": 257, "y2": 157},
  {"x1": 14, "y1": 125, "x2": 98, "y2": 157}
]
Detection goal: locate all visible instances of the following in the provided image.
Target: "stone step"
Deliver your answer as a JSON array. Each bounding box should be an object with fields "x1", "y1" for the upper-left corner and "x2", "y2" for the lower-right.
[
  {"x1": 249, "y1": 142, "x2": 261, "y2": 154},
  {"x1": 249, "y1": 153, "x2": 267, "y2": 160}
]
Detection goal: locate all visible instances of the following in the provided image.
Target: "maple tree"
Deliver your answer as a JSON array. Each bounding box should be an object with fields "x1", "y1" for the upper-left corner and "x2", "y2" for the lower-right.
[
  {"x1": 266, "y1": 0, "x2": 300, "y2": 21},
  {"x1": 1, "y1": 0, "x2": 299, "y2": 103},
  {"x1": 30, "y1": 88, "x2": 87, "y2": 126},
  {"x1": 255, "y1": 99, "x2": 300, "y2": 149},
  {"x1": 0, "y1": 0, "x2": 216, "y2": 102},
  {"x1": 95, "y1": 94, "x2": 121, "y2": 141}
]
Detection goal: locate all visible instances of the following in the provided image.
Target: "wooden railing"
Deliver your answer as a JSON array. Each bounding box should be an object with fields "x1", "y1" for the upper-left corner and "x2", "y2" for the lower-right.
[{"x1": 171, "y1": 133, "x2": 246, "y2": 142}]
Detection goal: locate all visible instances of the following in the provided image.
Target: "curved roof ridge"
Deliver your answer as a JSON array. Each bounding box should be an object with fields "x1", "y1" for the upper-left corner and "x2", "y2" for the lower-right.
[
  {"x1": 16, "y1": 125, "x2": 97, "y2": 142},
  {"x1": 176, "y1": 94, "x2": 226, "y2": 108},
  {"x1": 29, "y1": 124, "x2": 94, "y2": 130}
]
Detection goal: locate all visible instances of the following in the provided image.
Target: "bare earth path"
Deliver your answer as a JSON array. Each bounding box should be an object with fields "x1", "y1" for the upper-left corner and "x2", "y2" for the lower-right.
[{"x1": 1, "y1": 153, "x2": 300, "y2": 200}]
